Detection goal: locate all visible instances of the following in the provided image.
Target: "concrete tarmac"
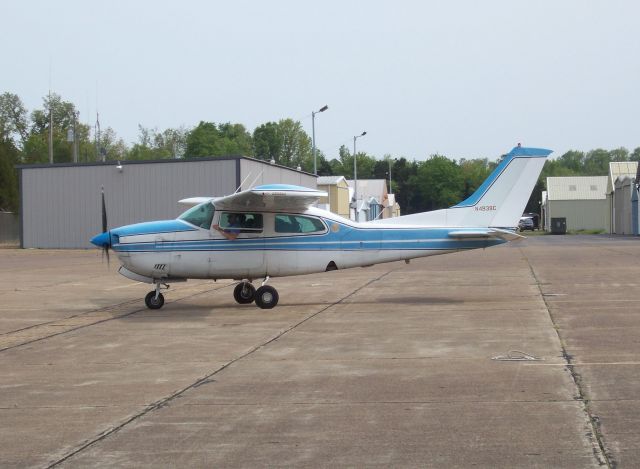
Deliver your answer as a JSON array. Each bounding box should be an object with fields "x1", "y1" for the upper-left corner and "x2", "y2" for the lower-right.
[{"x1": 0, "y1": 235, "x2": 638, "y2": 467}]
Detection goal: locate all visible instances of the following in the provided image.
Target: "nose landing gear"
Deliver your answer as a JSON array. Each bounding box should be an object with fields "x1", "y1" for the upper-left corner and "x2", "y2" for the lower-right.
[{"x1": 145, "y1": 282, "x2": 169, "y2": 309}]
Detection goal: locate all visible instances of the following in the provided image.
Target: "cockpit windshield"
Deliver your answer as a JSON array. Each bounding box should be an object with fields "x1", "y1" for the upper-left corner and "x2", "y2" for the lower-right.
[{"x1": 178, "y1": 202, "x2": 215, "y2": 229}]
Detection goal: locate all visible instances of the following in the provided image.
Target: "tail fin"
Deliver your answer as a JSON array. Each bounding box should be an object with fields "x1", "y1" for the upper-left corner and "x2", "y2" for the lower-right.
[{"x1": 373, "y1": 145, "x2": 552, "y2": 228}]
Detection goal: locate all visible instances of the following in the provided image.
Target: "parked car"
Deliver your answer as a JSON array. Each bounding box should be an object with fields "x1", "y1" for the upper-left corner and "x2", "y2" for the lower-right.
[{"x1": 518, "y1": 217, "x2": 535, "y2": 231}]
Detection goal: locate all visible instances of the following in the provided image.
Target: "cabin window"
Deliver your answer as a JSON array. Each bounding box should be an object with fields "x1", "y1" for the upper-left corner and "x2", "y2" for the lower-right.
[
  {"x1": 275, "y1": 214, "x2": 326, "y2": 233},
  {"x1": 178, "y1": 202, "x2": 215, "y2": 229},
  {"x1": 219, "y1": 212, "x2": 263, "y2": 233}
]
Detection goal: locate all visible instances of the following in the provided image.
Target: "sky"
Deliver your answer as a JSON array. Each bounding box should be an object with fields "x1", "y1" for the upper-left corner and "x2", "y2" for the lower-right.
[{"x1": 3, "y1": 0, "x2": 640, "y2": 161}]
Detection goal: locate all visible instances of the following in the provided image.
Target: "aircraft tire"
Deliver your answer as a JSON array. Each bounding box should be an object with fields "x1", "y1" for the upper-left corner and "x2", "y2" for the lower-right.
[
  {"x1": 255, "y1": 286, "x2": 279, "y2": 309},
  {"x1": 145, "y1": 291, "x2": 165, "y2": 309},
  {"x1": 234, "y1": 283, "x2": 256, "y2": 304}
]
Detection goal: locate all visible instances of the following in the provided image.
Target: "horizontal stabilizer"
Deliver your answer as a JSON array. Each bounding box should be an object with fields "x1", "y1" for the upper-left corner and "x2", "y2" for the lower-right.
[{"x1": 448, "y1": 229, "x2": 523, "y2": 241}]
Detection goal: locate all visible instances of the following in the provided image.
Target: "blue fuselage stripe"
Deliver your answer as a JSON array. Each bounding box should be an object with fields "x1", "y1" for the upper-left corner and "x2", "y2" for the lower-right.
[{"x1": 112, "y1": 226, "x2": 505, "y2": 253}]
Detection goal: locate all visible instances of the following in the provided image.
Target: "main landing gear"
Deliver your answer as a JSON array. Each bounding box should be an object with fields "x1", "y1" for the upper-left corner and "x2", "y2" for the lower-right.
[{"x1": 233, "y1": 277, "x2": 279, "y2": 309}]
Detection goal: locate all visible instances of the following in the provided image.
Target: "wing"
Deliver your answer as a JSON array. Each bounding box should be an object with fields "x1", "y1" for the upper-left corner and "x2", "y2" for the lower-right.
[
  {"x1": 178, "y1": 197, "x2": 216, "y2": 207},
  {"x1": 212, "y1": 184, "x2": 327, "y2": 212}
]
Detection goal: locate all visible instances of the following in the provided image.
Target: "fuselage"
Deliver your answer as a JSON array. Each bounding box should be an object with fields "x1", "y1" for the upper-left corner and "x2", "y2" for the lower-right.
[{"x1": 103, "y1": 206, "x2": 506, "y2": 282}]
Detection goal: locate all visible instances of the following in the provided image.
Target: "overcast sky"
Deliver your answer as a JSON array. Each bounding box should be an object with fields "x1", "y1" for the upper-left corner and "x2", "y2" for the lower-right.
[{"x1": 4, "y1": 0, "x2": 640, "y2": 161}]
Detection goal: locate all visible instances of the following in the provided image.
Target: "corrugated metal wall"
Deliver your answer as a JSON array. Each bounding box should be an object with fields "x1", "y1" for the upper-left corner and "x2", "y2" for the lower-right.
[
  {"x1": 547, "y1": 199, "x2": 610, "y2": 232},
  {"x1": 21, "y1": 159, "x2": 238, "y2": 248},
  {"x1": 20, "y1": 157, "x2": 317, "y2": 248},
  {"x1": 614, "y1": 178, "x2": 633, "y2": 235}
]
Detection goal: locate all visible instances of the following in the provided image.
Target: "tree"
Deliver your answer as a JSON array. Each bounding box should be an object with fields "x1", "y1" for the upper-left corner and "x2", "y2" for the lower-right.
[
  {"x1": 253, "y1": 122, "x2": 281, "y2": 161},
  {"x1": 128, "y1": 126, "x2": 188, "y2": 160},
  {"x1": 277, "y1": 119, "x2": 311, "y2": 169},
  {"x1": 23, "y1": 93, "x2": 86, "y2": 164},
  {"x1": 185, "y1": 121, "x2": 253, "y2": 157},
  {"x1": 459, "y1": 158, "x2": 492, "y2": 199},
  {"x1": 412, "y1": 155, "x2": 463, "y2": 211},
  {"x1": 0, "y1": 138, "x2": 20, "y2": 212},
  {"x1": 0, "y1": 92, "x2": 28, "y2": 148},
  {"x1": 392, "y1": 157, "x2": 419, "y2": 214}
]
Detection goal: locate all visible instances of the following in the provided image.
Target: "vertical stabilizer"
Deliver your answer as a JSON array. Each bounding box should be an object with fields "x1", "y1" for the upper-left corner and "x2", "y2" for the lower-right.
[{"x1": 371, "y1": 145, "x2": 552, "y2": 228}]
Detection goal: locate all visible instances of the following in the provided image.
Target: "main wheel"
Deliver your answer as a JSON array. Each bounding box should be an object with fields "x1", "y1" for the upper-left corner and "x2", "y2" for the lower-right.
[
  {"x1": 233, "y1": 282, "x2": 256, "y2": 304},
  {"x1": 255, "y1": 285, "x2": 279, "y2": 309},
  {"x1": 145, "y1": 291, "x2": 165, "y2": 309}
]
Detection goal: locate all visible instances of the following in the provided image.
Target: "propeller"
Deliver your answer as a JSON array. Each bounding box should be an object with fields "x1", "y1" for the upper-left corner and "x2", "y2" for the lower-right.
[{"x1": 101, "y1": 186, "x2": 110, "y2": 265}]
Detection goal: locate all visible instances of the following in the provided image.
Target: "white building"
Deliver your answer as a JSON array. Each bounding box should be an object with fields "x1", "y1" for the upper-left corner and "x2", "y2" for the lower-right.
[{"x1": 542, "y1": 176, "x2": 609, "y2": 233}]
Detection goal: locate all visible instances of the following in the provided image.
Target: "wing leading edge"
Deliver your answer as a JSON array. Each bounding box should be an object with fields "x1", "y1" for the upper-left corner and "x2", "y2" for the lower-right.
[{"x1": 179, "y1": 184, "x2": 327, "y2": 212}]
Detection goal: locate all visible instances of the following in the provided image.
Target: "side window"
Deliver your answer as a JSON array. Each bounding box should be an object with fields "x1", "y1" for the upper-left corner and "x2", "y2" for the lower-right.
[
  {"x1": 220, "y1": 212, "x2": 263, "y2": 233},
  {"x1": 178, "y1": 202, "x2": 215, "y2": 229},
  {"x1": 274, "y1": 214, "x2": 326, "y2": 234}
]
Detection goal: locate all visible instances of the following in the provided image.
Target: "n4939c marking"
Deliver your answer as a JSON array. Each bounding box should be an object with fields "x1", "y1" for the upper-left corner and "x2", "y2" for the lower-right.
[{"x1": 474, "y1": 205, "x2": 496, "y2": 211}]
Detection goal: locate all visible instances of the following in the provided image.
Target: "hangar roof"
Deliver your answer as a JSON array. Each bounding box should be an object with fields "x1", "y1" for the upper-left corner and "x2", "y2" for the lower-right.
[
  {"x1": 317, "y1": 175, "x2": 347, "y2": 185},
  {"x1": 546, "y1": 176, "x2": 608, "y2": 200},
  {"x1": 607, "y1": 161, "x2": 638, "y2": 193}
]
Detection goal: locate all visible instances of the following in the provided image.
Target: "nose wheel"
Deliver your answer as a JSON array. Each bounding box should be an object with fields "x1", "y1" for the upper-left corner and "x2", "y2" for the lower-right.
[
  {"x1": 145, "y1": 282, "x2": 168, "y2": 309},
  {"x1": 145, "y1": 291, "x2": 165, "y2": 309}
]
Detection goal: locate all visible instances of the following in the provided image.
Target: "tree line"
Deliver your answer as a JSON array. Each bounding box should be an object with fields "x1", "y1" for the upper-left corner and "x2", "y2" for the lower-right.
[{"x1": 1, "y1": 91, "x2": 639, "y2": 215}]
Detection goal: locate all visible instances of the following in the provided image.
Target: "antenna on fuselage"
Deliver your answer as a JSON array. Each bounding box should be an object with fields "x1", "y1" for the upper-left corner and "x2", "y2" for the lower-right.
[
  {"x1": 235, "y1": 172, "x2": 254, "y2": 194},
  {"x1": 246, "y1": 170, "x2": 264, "y2": 191}
]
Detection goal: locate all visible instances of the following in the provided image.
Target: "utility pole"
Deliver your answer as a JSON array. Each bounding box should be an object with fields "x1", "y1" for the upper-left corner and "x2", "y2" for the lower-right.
[
  {"x1": 48, "y1": 91, "x2": 53, "y2": 164},
  {"x1": 311, "y1": 105, "x2": 328, "y2": 175},
  {"x1": 74, "y1": 111, "x2": 79, "y2": 163},
  {"x1": 352, "y1": 131, "x2": 367, "y2": 216}
]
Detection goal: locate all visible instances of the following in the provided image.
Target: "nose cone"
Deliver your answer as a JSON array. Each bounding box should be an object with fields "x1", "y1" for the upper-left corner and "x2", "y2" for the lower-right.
[{"x1": 90, "y1": 231, "x2": 110, "y2": 248}]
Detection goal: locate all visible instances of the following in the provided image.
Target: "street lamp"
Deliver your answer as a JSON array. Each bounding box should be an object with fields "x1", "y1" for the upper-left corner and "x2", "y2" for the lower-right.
[
  {"x1": 312, "y1": 105, "x2": 329, "y2": 175},
  {"x1": 353, "y1": 131, "x2": 367, "y2": 212}
]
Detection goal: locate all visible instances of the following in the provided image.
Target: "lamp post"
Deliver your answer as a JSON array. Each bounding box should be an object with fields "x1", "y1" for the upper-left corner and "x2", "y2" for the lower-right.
[
  {"x1": 311, "y1": 105, "x2": 328, "y2": 175},
  {"x1": 353, "y1": 131, "x2": 367, "y2": 213}
]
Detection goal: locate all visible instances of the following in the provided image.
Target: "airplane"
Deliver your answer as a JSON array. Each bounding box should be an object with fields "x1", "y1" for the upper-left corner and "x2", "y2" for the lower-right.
[{"x1": 90, "y1": 145, "x2": 552, "y2": 310}]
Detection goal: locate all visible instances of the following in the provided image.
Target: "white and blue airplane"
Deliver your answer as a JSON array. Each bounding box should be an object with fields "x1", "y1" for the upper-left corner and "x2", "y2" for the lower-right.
[{"x1": 91, "y1": 145, "x2": 551, "y2": 310}]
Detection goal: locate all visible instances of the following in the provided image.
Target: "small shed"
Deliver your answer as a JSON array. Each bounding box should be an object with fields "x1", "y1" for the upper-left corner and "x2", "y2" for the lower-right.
[{"x1": 317, "y1": 175, "x2": 350, "y2": 219}]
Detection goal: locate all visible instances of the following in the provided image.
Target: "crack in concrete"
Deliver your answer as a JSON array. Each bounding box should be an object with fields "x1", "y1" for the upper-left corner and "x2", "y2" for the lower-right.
[
  {"x1": 0, "y1": 282, "x2": 234, "y2": 353},
  {"x1": 520, "y1": 247, "x2": 613, "y2": 468},
  {"x1": 45, "y1": 268, "x2": 397, "y2": 468}
]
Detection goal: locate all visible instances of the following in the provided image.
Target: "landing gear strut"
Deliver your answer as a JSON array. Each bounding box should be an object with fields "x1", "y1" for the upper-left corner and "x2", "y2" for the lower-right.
[{"x1": 145, "y1": 282, "x2": 168, "y2": 309}]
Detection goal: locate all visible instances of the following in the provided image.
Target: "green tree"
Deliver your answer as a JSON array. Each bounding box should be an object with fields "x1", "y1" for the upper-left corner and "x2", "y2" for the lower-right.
[
  {"x1": 0, "y1": 138, "x2": 20, "y2": 212},
  {"x1": 128, "y1": 126, "x2": 188, "y2": 160},
  {"x1": 23, "y1": 93, "x2": 88, "y2": 164},
  {"x1": 0, "y1": 92, "x2": 28, "y2": 148},
  {"x1": 459, "y1": 158, "x2": 492, "y2": 199},
  {"x1": 253, "y1": 122, "x2": 281, "y2": 161},
  {"x1": 412, "y1": 155, "x2": 463, "y2": 211},
  {"x1": 277, "y1": 118, "x2": 311, "y2": 169},
  {"x1": 185, "y1": 121, "x2": 253, "y2": 157}
]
